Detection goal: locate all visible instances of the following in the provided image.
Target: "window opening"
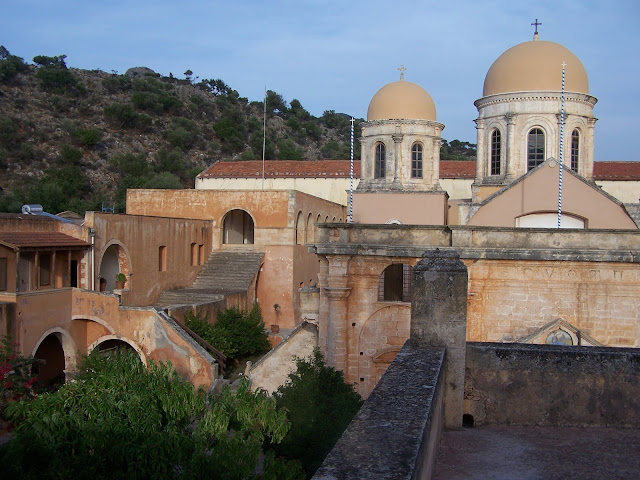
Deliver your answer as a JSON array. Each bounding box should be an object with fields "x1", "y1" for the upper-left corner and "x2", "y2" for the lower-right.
[
  {"x1": 378, "y1": 264, "x2": 412, "y2": 302},
  {"x1": 374, "y1": 143, "x2": 386, "y2": 178},
  {"x1": 39, "y1": 253, "x2": 51, "y2": 286},
  {"x1": 490, "y1": 130, "x2": 501, "y2": 175},
  {"x1": 159, "y1": 246, "x2": 167, "y2": 272},
  {"x1": 411, "y1": 143, "x2": 423, "y2": 178},
  {"x1": 527, "y1": 128, "x2": 545, "y2": 171},
  {"x1": 570, "y1": 129, "x2": 579, "y2": 172}
]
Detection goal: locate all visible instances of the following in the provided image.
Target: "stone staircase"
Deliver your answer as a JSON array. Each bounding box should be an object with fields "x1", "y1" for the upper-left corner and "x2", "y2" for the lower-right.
[{"x1": 156, "y1": 250, "x2": 264, "y2": 307}]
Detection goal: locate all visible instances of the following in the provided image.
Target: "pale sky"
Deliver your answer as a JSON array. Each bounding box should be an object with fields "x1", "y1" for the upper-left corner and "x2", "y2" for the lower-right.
[{"x1": 2, "y1": 0, "x2": 639, "y2": 160}]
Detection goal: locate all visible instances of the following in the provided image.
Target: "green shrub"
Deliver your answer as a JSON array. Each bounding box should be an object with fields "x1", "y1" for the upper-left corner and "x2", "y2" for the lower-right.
[
  {"x1": 101, "y1": 74, "x2": 132, "y2": 93},
  {"x1": 273, "y1": 349, "x2": 363, "y2": 478},
  {"x1": 184, "y1": 305, "x2": 270, "y2": 361},
  {"x1": 155, "y1": 147, "x2": 186, "y2": 176},
  {"x1": 0, "y1": 46, "x2": 29, "y2": 84},
  {"x1": 73, "y1": 128, "x2": 103, "y2": 149},
  {"x1": 33, "y1": 54, "x2": 81, "y2": 94},
  {"x1": 2, "y1": 350, "x2": 304, "y2": 479}
]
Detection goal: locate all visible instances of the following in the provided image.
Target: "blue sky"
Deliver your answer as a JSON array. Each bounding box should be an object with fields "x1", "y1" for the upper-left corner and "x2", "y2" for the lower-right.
[{"x1": 3, "y1": 0, "x2": 639, "y2": 160}]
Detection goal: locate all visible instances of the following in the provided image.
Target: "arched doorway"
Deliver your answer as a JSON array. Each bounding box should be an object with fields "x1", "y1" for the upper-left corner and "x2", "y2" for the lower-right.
[
  {"x1": 223, "y1": 209, "x2": 254, "y2": 244},
  {"x1": 96, "y1": 339, "x2": 139, "y2": 357},
  {"x1": 99, "y1": 243, "x2": 131, "y2": 290},
  {"x1": 32, "y1": 333, "x2": 66, "y2": 386}
]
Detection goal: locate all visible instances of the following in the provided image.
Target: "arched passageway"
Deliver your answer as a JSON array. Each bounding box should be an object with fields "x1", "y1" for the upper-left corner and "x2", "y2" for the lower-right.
[
  {"x1": 223, "y1": 209, "x2": 254, "y2": 244},
  {"x1": 32, "y1": 333, "x2": 66, "y2": 386},
  {"x1": 95, "y1": 339, "x2": 140, "y2": 359},
  {"x1": 99, "y1": 244, "x2": 131, "y2": 290}
]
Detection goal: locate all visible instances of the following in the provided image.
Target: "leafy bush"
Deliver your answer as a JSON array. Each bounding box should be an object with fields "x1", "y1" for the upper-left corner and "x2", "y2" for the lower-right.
[
  {"x1": 0, "y1": 46, "x2": 29, "y2": 84},
  {"x1": 184, "y1": 306, "x2": 270, "y2": 361},
  {"x1": 101, "y1": 74, "x2": 132, "y2": 93},
  {"x1": 33, "y1": 54, "x2": 82, "y2": 94},
  {"x1": 155, "y1": 147, "x2": 187, "y2": 176},
  {"x1": 1, "y1": 337, "x2": 39, "y2": 427},
  {"x1": 142, "y1": 172, "x2": 184, "y2": 189},
  {"x1": 273, "y1": 349, "x2": 363, "y2": 478},
  {"x1": 104, "y1": 102, "x2": 151, "y2": 130},
  {"x1": 2, "y1": 350, "x2": 304, "y2": 479},
  {"x1": 73, "y1": 128, "x2": 103, "y2": 149}
]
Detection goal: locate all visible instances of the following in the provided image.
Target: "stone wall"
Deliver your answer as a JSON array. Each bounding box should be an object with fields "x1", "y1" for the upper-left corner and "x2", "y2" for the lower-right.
[
  {"x1": 248, "y1": 321, "x2": 317, "y2": 394},
  {"x1": 313, "y1": 342, "x2": 445, "y2": 480},
  {"x1": 464, "y1": 342, "x2": 640, "y2": 428}
]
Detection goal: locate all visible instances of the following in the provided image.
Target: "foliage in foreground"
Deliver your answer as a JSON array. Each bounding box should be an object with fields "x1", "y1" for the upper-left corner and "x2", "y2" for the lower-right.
[
  {"x1": 184, "y1": 305, "x2": 270, "y2": 361},
  {"x1": 272, "y1": 349, "x2": 364, "y2": 478},
  {"x1": 1, "y1": 350, "x2": 304, "y2": 480},
  {"x1": 0, "y1": 337, "x2": 39, "y2": 425}
]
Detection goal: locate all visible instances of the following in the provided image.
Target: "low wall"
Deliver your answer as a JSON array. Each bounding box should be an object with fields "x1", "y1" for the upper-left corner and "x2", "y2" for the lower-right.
[
  {"x1": 249, "y1": 322, "x2": 317, "y2": 394},
  {"x1": 464, "y1": 342, "x2": 640, "y2": 428},
  {"x1": 313, "y1": 341, "x2": 445, "y2": 480},
  {"x1": 166, "y1": 291, "x2": 253, "y2": 325}
]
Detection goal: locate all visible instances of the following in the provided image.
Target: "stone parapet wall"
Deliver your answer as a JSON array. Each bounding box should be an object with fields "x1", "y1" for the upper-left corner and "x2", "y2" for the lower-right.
[
  {"x1": 313, "y1": 342, "x2": 445, "y2": 480},
  {"x1": 464, "y1": 342, "x2": 640, "y2": 428}
]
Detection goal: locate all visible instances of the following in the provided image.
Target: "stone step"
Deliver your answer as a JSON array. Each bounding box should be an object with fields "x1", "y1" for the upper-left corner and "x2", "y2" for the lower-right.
[{"x1": 155, "y1": 250, "x2": 264, "y2": 308}]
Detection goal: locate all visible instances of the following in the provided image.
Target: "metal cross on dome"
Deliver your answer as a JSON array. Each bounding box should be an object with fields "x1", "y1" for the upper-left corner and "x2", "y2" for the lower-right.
[
  {"x1": 531, "y1": 18, "x2": 542, "y2": 35},
  {"x1": 398, "y1": 65, "x2": 406, "y2": 80}
]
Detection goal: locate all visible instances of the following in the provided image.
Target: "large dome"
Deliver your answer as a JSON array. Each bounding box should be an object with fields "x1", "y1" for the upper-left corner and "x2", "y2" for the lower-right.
[
  {"x1": 367, "y1": 80, "x2": 437, "y2": 121},
  {"x1": 483, "y1": 39, "x2": 589, "y2": 97}
]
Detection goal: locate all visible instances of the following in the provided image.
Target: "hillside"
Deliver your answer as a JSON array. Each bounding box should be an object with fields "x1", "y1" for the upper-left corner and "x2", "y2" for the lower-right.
[{"x1": 0, "y1": 47, "x2": 476, "y2": 214}]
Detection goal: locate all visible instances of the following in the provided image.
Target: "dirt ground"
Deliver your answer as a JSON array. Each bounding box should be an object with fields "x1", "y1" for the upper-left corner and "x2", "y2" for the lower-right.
[{"x1": 432, "y1": 425, "x2": 640, "y2": 480}]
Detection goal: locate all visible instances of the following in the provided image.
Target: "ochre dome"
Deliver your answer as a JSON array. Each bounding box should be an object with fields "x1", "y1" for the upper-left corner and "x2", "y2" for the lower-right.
[
  {"x1": 367, "y1": 80, "x2": 437, "y2": 121},
  {"x1": 483, "y1": 39, "x2": 589, "y2": 97}
]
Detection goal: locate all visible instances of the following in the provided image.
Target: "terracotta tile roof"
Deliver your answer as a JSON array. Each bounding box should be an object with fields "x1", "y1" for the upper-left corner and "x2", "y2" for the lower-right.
[
  {"x1": 593, "y1": 161, "x2": 640, "y2": 181},
  {"x1": 200, "y1": 160, "x2": 361, "y2": 178},
  {"x1": 439, "y1": 161, "x2": 476, "y2": 179},
  {"x1": 0, "y1": 232, "x2": 89, "y2": 249},
  {"x1": 199, "y1": 160, "x2": 640, "y2": 181}
]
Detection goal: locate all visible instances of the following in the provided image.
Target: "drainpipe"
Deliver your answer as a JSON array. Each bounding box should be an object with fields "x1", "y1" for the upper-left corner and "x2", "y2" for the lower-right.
[{"x1": 89, "y1": 228, "x2": 96, "y2": 290}]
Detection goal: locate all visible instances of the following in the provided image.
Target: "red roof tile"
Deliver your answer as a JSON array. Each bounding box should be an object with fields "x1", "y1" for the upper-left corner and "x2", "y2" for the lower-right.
[
  {"x1": 200, "y1": 160, "x2": 361, "y2": 179},
  {"x1": 199, "y1": 160, "x2": 640, "y2": 181},
  {"x1": 0, "y1": 232, "x2": 89, "y2": 249},
  {"x1": 593, "y1": 161, "x2": 640, "y2": 181},
  {"x1": 439, "y1": 161, "x2": 476, "y2": 178}
]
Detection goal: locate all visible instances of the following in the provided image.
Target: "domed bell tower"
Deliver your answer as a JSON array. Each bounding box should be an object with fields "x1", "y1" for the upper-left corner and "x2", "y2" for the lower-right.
[
  {"x1": 354, "y1": 70, "x2": 448, "y2": 225},
  {"x1": 472, "y1": 26, "x2": 598, "y2": 203}
]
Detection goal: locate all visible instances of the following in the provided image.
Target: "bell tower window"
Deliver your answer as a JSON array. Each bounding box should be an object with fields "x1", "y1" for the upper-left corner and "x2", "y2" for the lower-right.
[
  {"x1": 411, "y1": 143, "x2": 423, "y2": 178},
  {"x1": 570, "y1": 129, "x2": 579, "y2": 172},
  {"x1": 374, "y1": 142, "x2": 386, "y2": 179},
  {"x1": 490, "y1": 129, "x2": 501, "y2": 176},
  {"x1": 527, "y1": 128, "x2": 545, "y2": 171}
]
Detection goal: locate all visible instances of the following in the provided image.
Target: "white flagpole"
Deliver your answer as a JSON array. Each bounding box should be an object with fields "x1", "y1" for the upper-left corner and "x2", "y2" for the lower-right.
[
  {"x1": 350, "y1": 117, "x2": 354, "y2": 223},
  {"x1": 262, "y1": 86, "x2": 266, "y2": 190},
  {"x1": 557, "y1": 62, "x2": 566, "y2": 228}
]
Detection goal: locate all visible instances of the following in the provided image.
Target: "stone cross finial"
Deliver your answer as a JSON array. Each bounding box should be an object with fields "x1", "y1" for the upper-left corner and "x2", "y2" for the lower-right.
[
  {"x1": 531, "y1": 18, "x2": 542, "y2": 35},
  {"x1": 398, "y1": 65, "x2": 406, "y2": 80},
  {"x1": 561, "y1": 61, "x2": 567, "y2": 69}
]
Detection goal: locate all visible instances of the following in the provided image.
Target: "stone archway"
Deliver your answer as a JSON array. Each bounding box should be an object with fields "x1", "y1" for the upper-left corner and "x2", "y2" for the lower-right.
[
  {"x1": 356, "y1": 305, "x2": 410, "y2": 397},
  {"x1": 89, "y1": 335, "x2": 147, "y2": 364},
  {"x1": 31, "y1": 329, "x2": 77, "y2": 385},
  {"x1": 223, "y1": 209, "x2": 254, "y2": 244},
  {"x1": 99, "y1": 242, "x2": 131, "y2": 291}
]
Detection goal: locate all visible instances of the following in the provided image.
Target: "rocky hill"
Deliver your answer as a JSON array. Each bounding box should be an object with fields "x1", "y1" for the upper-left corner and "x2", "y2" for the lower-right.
[{"x1": 0, "y1": 47, "x2": 475, "y2": 214}]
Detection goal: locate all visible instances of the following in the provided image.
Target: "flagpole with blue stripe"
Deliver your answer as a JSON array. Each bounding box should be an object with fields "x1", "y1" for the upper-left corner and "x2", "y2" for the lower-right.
[{"x1": 557, "y1": 62, "x2": 566, "y2": 228}]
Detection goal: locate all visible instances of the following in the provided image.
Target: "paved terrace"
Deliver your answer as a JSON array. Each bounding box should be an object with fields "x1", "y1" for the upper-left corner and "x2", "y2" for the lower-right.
[{"x1": 433, "y1": 425, "x2": 640, "y2": 480}]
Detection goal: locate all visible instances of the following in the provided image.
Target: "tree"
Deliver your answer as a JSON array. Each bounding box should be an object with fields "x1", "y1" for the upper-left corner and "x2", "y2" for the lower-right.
[
  {"x1": 272, "y1": 349, "x2": 363, "y2": 478},
  {"x1": 2, "y1": 350, "x2": 304, "y2": 479},
  {"x1": 32, "y1": 54, "x2": 80, "y2": 94},
  {"x1": 0, "y1": 46, "x2": 29, "y2": 84}
]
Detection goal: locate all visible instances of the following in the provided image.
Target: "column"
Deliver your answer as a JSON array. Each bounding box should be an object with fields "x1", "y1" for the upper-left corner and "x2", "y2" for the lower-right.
[
  {"x1": 585, "y1": 117, "x2": 597, "y2": 181},
  {"x1": 411, "y1": 249, "x2": 468, "y2": 429},
  {"x1": 324, "y1": 255, "x2": 351, "y2": 373},
  {"x1": 474, "y1": 118, "x2": 485, "y2": 183},
  {"x1": 392, "y1": 132, "x2": 403, "y2": 187},
  {"x1": 505, "y1": 113, "x2": 516, "y2": 180}
]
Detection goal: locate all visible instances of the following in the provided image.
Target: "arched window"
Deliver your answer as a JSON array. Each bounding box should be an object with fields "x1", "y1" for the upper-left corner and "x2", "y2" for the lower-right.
[
  {"x1": 223, "y1": 209, "x2": 254, "y2": 244},
  {"x1": 378, "y1": 264, "x2": 412, "y2": 302},
  {"x1": 490, "y1": 129, "x2": 501, "y2": 175},
  {"x1": 527, "y1": 128, "x2": 545, "y2": 171},
  {"x1": 305, "y1": 213, "x2": 314, "y2": 244},
  {"x1": 411, "y1": 143, "x2": 423, "y2": 178},
  {"x1": 570, "y1": 129, "x2": 579, "y2": 172},
  {"x1": 295, "y1": 211, "x2": 304, "y2": 245},
  {"x1": 374, "y1": 143, "x2": 386, "y2": 178}
]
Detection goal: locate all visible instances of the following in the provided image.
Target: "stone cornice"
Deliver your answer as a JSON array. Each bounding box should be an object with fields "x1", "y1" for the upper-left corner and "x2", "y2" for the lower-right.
[
  {"x1": 361, "y1": 119, "x2": 446, "y2": 130},
  {"x1": 474, "y1": 91, "x2": 597, "y2": 109}
]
